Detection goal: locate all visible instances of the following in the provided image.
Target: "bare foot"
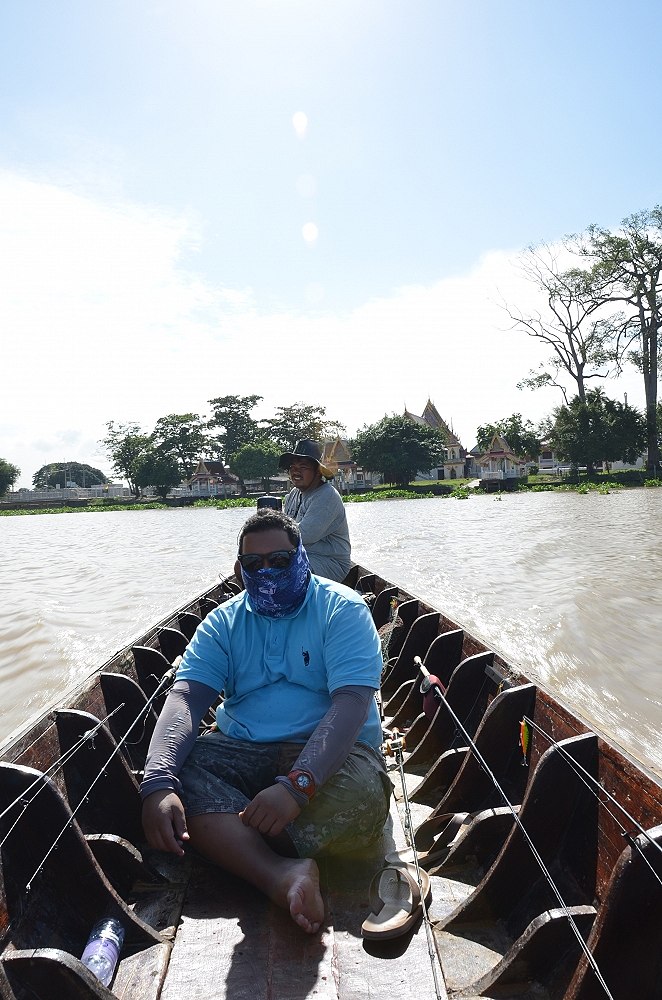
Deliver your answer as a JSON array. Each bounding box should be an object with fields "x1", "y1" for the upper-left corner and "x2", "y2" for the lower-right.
[{"x1": 274, "y1": 858, "x2": 324, "y2": 933}]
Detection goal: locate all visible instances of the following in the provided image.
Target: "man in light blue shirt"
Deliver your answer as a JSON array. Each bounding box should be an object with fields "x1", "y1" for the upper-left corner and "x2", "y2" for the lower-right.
[{"x1": 141, "y1": 510, "x2": 390, "y2": 935}]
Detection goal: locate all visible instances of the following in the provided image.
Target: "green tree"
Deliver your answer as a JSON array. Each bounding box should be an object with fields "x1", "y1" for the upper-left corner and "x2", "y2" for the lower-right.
[
  {"x1": 32, "y1": 462, "x2": 109, "y2": 489},
  {"x1": 151, "y1": 413, "x2": 210, "y2": 480},
  {"x1": 352, "y1": 415, "x2": 446, "y2": 487},
  {"x1": 207, "y1": 395, "x2": 263, "y2": 462},
  {"x1": 100, "y1": 422, "x2": 152, "y2": 497},
  {"x1": 262, "y1": 403, "x2": 346, "y2": 452},
  {"x1": 133, "y1": 450, "x2": 182, "y2": 499},
  {"x1": 583, "y1": 207, "x2": 662, "y2": 473},
  {"x1": 0, "y1": 459, "x2": 20, "y2": 496},
  {"x1": 603, "y1": 398, "x2": 647, "y2": 466},
  {"x1": 229, "y1": 441, "x2": 281, "y2": 492},
  {"x1": 476, "y1": 414, "x2": 541, "y2": 458},
  {"x1": 550, "y1": 390, "x2": 646, "y2": 473}
]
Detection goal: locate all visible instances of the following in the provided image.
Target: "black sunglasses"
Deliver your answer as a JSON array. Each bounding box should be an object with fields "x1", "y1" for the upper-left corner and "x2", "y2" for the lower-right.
[{"x1": 237, "y1": 549, "x2": 297, "y2": 572}]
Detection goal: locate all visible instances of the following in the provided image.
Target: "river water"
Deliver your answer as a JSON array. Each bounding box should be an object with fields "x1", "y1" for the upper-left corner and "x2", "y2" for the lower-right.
[{"x1": 2, "y1": 491, "x2": 661, "y2": 777}]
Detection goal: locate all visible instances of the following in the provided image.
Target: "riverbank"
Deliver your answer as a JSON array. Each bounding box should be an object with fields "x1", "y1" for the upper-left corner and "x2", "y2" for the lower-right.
[{"x1": 1, "y1": 473, "x2": 661, "y2": 515}]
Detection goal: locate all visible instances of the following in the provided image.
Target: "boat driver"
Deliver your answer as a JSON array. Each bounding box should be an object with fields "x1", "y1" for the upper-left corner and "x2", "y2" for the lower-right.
[{"x1": 280, "y1": 439, "x2": 352, "y2": 583}]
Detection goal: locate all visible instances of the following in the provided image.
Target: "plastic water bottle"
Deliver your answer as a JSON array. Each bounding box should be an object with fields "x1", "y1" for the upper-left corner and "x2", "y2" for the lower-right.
[{"x1": 81, "y1": 918, "x2": 125, "y2": 987}]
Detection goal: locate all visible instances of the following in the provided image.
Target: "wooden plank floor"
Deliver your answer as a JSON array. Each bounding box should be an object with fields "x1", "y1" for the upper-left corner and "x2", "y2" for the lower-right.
[{"x1": 160, "y1": 795, "x2": 447, "y2": 1000}]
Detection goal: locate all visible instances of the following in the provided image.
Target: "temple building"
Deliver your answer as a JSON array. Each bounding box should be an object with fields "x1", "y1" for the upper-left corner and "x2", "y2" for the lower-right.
[{"x1": 404, "y1": 399, "x2": 467, "y2": 479}]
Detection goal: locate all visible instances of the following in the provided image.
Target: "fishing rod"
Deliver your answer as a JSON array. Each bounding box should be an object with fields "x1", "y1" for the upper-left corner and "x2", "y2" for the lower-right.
[
  {"x1": 15, "y1": 659, "x2": 181, "y2": 893},
  {"x1": 408, "y1": 655, "x2": 618, "y2": 1000}
]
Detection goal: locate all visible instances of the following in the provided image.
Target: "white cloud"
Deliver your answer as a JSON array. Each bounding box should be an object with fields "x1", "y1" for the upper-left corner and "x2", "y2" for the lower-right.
[{"x1": 1, "y1": 171, "x2": 647, "y2": 488}]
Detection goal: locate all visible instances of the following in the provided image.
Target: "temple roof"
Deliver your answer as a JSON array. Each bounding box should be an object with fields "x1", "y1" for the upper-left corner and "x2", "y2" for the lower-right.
[
  {"x1": 322, "y1": 437, "x2": 353, "y2": 466},
  {"x1": 404, "y1": 399, "x2": 461, "y2": 447},
  {"x1": 477, "y1": 433, "x2": 521, "y2": 464},
  {"x1": 190, "y1": 459, "x2": 238, "y2": 483}
]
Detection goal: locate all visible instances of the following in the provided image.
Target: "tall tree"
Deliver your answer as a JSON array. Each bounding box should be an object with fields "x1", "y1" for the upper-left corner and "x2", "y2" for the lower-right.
[
  {"x1": 262, "y1": 403, "x2": 346, "y2": 452},
  {"x1": 352, "y1": 415, "x2": 445, "y2": 487},
  {"x1": 550, "y1": 390, "x2": 646, "y2": 473},
  {"x1": 0, "y1": 459, "x2": 20, "y2": 496},
  {"x1": 505, "y1": 243, "x2": 620, "y2": 405},
  {"x1": 100, "y1": 422, "x2": 152, "y2": 497},
  {"x1": 151, "y1": 413, "x2": 210, "y2": 480},
  {"x1": 602, "y1": 397, "x2": 648, "y2": 467},
  {"x1": 229, "y1": 441, "x2": 281, "y2": 493},
  {"x1": 582, "y1": 207, "x2": 662, "y2": 473},
  {"x1": 207, "y1": 395, "x2": 263, "y2": 462},
  {"x1": 476, "y1": 414, "x2": 541, "y2": 458},
  {"x1": 133, "y1": 450, "x2": 182, "y2": 499},
  {"x1": 32, "y1": 462, "x2": 109, "y2": 489}
]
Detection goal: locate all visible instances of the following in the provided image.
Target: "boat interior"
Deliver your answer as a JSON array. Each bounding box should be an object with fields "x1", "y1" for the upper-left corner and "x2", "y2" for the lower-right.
[{"x1": 0, "y1": 567, "x2": 661, "y2": 1000}]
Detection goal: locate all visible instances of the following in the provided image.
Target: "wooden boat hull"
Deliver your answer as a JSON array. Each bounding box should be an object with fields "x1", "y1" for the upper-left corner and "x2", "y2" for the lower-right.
[{"x1": 0, "y1": 566, "x2": 660, "y2": 1000}]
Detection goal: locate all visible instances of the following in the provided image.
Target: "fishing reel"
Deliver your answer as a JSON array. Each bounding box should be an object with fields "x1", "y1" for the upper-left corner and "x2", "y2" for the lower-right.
[
  {"x1": 382, "y1": 731, "x2": 406, "y2": 769},
  {"x1": 383, "y1": 734, "x2": 406, "y2": 755}
]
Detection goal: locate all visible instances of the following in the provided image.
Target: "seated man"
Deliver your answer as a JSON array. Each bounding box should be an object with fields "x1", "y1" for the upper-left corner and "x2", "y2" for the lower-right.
[
  {"x1": 279, "y1": 439, "x2": 352, "y2": 582},
  {"x1": 141, "y1": 510, "x2": 390, "y2": 934}
]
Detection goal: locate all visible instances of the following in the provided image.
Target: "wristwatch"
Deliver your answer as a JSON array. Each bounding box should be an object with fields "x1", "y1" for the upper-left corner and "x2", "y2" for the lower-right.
[{"x1": 287, "y1": 769, "x2": 316, "y2": 799}]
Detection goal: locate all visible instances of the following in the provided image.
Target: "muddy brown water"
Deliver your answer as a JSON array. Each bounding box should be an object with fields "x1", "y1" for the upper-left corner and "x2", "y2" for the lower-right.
[{"x1": 2, "y1": 491, "x2": 661, "y2": 776}]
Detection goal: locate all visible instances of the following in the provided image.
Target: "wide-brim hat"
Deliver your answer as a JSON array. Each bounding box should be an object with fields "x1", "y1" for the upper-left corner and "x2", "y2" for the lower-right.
[{"x1": 278, "y1": 439, "x2": 335, "y2": 479}]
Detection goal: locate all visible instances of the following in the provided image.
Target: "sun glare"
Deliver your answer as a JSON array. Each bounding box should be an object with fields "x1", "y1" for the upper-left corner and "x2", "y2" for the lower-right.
[
  {"x1": 302, "y1": 222, "x2": 318, "y2": 244},
  {"x1": 292, "y1": 111, "x2": 308, "y2": 138}
]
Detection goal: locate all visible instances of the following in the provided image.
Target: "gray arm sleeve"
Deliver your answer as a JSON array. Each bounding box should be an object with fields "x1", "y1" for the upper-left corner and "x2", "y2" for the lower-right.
[
  {"x1": 275, "y1": 685, "x2": 376, "y2": 806},
  {"x1": 140, "y1": 679, "x2": 218, "y2": 800}
]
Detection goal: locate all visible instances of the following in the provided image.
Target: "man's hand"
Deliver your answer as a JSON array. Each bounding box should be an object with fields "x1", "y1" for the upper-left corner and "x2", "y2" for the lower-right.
[
  {"x1": 240, "y1": 783, "x2": 301, "y2": 837},
  {"x1": 142, "y1": 790, "x2": 190, "y2": 856}
]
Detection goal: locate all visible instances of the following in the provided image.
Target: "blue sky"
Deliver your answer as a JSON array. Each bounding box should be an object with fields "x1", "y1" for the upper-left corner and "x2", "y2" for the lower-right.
[{"x1": 2, "y1": 0, "x2": 660, "y2": 487}]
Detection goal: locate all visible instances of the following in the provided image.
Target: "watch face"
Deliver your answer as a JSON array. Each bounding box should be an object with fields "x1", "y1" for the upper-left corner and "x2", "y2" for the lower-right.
[{"x1": 295, "y1": 773, "x2": 312, "y2": 790}]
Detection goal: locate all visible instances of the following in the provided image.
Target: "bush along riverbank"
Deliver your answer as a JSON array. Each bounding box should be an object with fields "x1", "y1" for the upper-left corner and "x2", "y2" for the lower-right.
[
  {"x1": 0, "y1": 489, "x2": 440, "y2": 514},
  {"x1": 0, "y1": 500, "x2": 173, "y2": 516},
  {"x1": 0, "y1": 496, "x2": 258, "y2": 516},
  {"x1": 2, "y1": 473, "x2": 661, "y2": 515}
]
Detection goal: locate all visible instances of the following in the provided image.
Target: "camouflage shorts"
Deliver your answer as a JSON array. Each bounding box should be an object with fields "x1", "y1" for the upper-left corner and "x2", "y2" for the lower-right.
[{"x1": 178, "y1": 731, "x2": 392, "y2": 857}]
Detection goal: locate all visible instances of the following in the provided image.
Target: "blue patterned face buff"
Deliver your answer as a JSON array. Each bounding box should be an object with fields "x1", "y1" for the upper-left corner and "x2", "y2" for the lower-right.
[{"x1": 241, "y1": 539, "x2": 311, "y2": 617}]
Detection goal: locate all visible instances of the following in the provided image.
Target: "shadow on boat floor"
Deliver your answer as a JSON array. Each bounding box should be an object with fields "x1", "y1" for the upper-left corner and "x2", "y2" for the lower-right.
[{"x1": 149, "y1": 796, "x2": 444, "y2": 1000}]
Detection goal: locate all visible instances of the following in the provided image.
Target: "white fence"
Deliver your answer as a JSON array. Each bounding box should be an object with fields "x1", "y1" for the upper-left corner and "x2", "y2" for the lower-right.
[
  {"x1": 7, "y1": 486, "x2": 130, "y2": 501},
  {"x1": 480, "y1": 470, "x2": 521, "y2": 481}
]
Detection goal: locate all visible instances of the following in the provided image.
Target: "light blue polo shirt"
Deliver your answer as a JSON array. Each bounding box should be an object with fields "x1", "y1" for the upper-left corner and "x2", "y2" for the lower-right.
[{"x1": 176, "y1": 575, "x2": 383, "y2": 749}]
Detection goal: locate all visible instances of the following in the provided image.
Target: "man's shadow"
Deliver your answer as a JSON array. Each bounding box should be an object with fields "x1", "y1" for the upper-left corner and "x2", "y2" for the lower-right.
[{"x1": 178, "y1": 811, "x2": 419, "y2": 998}]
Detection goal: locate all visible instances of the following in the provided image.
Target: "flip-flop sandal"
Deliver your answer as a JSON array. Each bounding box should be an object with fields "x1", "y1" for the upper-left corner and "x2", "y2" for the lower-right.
[
  {"x1": 385, "y1": 811, "x2": 469, "y2": 869},
  {"x1": 361, "y1": 864, "x2": 431, "y2": 940}
]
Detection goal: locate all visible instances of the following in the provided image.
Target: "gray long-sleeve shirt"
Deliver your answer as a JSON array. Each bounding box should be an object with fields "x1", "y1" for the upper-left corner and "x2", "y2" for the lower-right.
[{"x1": 284, "y1": 480, "x2": 351, "y2": 582}]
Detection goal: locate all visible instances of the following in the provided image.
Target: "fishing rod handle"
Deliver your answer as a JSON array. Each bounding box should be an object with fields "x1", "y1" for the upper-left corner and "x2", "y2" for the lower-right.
[
  {"x1": 415, "y1": 656, "x2": 434, "y2": 692},
  {"x1": 415, "y1": 656, "x2": 429, "y2": 677}
]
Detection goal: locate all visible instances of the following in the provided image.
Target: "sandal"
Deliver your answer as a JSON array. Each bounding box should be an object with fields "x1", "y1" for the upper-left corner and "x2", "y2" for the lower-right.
[{"x1": 361, "y1": 863, "x2": 431, "y2": 940}]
